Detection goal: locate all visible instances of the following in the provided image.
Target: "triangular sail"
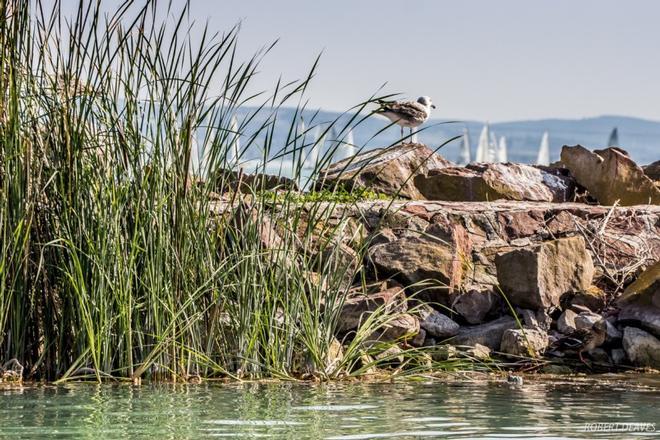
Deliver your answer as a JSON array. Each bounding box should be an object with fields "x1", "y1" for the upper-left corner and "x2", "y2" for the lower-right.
[
  {"x1": 459, "y1": 128, "x2": 471, "y2": 165},
  {"x1": 305, "y1": 122, "x2": 322, "y2": 168},
  {"x1": 475, "y1": 124, "x2": 490, "y2": 162},
  {"x1": 228, "y1": 116, "x2": 241, "y2": 168},
  {"x1": 497, "y1": 136, "x2": 508, "y2": 163},
  {"x1": 536, "y1": 131, "x2": 550, "y2": 166},
  {"x1": 343, "y1": 128, "x2": 356, "y2": 159},
  {"x1": 608, "y1": 127, "x2": 619, "y2": 147},
  {"x1": 488, "y1": 131, "x2": 498, "y2": 163}
]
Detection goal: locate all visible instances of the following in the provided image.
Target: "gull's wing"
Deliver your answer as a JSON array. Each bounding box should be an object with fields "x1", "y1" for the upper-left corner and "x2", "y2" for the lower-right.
[{"x1": 378, "y1": 100, "x2": 428, "y2": 121}]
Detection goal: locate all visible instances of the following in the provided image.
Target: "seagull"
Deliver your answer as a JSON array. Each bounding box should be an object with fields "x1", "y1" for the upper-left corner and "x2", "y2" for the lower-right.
[{"x1": 375, "y1": 96, "x2": 436, "y2": 140}]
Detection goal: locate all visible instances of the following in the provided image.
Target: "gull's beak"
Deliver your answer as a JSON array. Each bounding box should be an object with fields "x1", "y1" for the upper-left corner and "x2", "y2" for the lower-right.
[{"x1": 431, "y1": 104, "x2": 436, "y2": 109}]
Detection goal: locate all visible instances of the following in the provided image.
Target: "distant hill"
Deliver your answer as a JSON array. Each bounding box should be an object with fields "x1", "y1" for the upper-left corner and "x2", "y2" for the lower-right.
[{"x1": 232, "y1": 108, "x2": 659, "y2": 166}]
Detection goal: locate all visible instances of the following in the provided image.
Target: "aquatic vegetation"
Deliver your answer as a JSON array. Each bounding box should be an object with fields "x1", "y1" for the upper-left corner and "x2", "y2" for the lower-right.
[{"x1": 0, "y1": 0, "x2": 464, "y2": 382}]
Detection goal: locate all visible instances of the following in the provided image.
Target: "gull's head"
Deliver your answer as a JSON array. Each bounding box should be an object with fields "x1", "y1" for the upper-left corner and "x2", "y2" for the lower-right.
[{"x1": 417, "y1": 96, "x2": 436, "y2": 110}]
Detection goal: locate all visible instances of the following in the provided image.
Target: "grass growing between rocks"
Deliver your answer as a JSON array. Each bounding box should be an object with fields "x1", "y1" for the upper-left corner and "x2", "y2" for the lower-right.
[{"x1": 0, "y1": 0, "x2": 493, "y2": 383}]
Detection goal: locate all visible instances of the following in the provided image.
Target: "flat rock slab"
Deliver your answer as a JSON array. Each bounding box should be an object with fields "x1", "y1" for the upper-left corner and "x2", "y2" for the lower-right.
[
  {"x1": 495, "y1": 236, "x2": 595, "y2": 310},
  {"x1": 416, "y1": 163, "x2": 575, "y2": 202}
]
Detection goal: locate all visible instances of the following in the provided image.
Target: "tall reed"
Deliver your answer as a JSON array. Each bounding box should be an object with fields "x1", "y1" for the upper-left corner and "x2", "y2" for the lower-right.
[{"x1": 0, "y1": 0, "x2": 441, "y2": 382}]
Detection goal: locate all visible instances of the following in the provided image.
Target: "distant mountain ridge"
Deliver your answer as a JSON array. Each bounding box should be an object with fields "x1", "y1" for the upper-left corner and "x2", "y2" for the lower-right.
[{"x1": 234, "y1": 108, "x2": 659, "y2": 166}]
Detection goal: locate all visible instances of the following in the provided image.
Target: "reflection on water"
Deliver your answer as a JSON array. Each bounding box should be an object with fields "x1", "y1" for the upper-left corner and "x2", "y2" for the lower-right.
[{"x1": 1, "y1": 376, "x2": 659, "y2": 439}]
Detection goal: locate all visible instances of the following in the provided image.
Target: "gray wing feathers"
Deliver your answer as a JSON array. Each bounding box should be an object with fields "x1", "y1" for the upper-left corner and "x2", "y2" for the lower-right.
[{"x1": 381, "y1": 101, "x2": 428, "y2": 121}]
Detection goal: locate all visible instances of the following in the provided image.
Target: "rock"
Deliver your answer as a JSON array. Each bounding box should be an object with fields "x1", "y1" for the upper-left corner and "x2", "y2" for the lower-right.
[
  {"x1": 453, "y1": 286, "x2": 500, "y2": 324},
  {"x1": 373, "y1": 345, "x2": 404, "y2": 364},
  {"x1": 431, "y1": 344, "x2": 458, "y2": 361},
  {"x1": 318, "y1": 242, "x2": 360, "y2": 289},
  {"x1": 500, "y1": 328, "x2": 549, "y2": 357},
  {"x1": 410, "y1": 328, "x2": 427, "y2": 347},
  {"x1": 495, "y1": 236, "x2": 595, "y2": 310},
  {"x1": 216, "y1": 169, "x2": 299, "y2": 192},
  {"x1": 368, "y1": 236, "x2": 463, "y2": 303},
  {"x1": 643, "y1": 160, "x2": 660, "y2": 182},
  {"x1": 557, "y1": 309, "x2": 578, "y2": 334},
  {"x1": 370, "y1": 313, "x2": 420, "y2": 343},
  {"x1": 418, "y1": 306, "x2": 460, "y2": 338},
  {"x1": 518, "y1": 308, "x2": 551, "y2": 330},
  {"x1": 622, "y1": 327, "x2": 660, "y2": 368},
  {"x1": 415, "y1": 163, "x2": 575, "y2": 202},
  {"x1": 617, "y1": 304, "x2": 660, "y2": 338},
  {"x1": 337, "y1": 287, "x2": 407, "y2": 333},
  {"x1": 230, "y1": 203, "x2": 284, "y2": 251},
  {"x1": 466, "y1": 343, "x2": 491, "y2": 360},
  {"x1": 560, "y1": 145, "x2": 660, "y2": 206},
  {"x1": 617, "y1": 261, "x2": 660, "y2": 307},
  {"x1": 542, "y1": 364, "x2": 573, "y2": 374},
  {"x1": 574, "y1": 312, "x2": 603, "y2": 330},
  {"x1": 324, "y1": 338, "x2": 344, "y2": 374},
  {"x1": 605, "y1": 320, "x2": 623, "y2": 344},
  {"x1": 569, "y1": 286, "x2": 607, "y2": 313},
  {"x1": 451, "y1": 316, "x2": 517, "y2": 350},
  {"x1": 317, "y1": 143, "x2": 453, "y2": 200},
  {"x1": 433, "y1": 343, "x2": 455, "y2": 358},
  {"x1": 615, "y1": 262, "x2": 660, "y2": 338},
  {"x1": 611, "y1": 348, "x2": 627, "y2": 365},
  {"x1": 587, "y1": 348, "x2": 610, "y2": 364}
]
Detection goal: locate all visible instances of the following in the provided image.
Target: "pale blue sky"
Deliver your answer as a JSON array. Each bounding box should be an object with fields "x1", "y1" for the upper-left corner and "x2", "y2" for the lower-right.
[
  {"x1": 64, "y1": 0, "x2": 660, "y2": 122},
  {"x1": 188, "y1": 0, "x2": 660, "y2": 122}
]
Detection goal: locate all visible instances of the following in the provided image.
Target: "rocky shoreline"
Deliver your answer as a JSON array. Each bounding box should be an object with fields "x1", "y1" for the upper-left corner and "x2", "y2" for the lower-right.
[{"x1": 212, "y1": 142, "x2": 660, "y2": 374}]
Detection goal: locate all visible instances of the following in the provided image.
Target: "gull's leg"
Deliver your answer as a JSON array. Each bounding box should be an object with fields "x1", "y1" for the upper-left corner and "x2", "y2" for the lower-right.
[{"x1": 400, "y1": 125, "x2": 404, "y2": 142}]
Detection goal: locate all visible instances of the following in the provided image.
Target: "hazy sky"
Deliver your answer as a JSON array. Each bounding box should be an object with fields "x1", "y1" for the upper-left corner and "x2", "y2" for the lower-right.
[
  {"x1": 181, "y1": 0, "x2": 659, "y2": 122},
  {"x1": 60, "y1": 0, "x2": 660, "y2": 122}
]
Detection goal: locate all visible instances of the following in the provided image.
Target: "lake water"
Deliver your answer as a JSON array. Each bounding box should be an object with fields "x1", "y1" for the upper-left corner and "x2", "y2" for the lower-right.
[{"x1": 1, "y1": 376, "x2": 659, "y2": 439}]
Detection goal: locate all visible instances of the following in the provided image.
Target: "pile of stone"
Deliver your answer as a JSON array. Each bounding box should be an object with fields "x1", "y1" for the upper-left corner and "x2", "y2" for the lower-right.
[
  {"x1": 312, "y1": 143, "x2": 660, "y2": 369},
  {"x1": 214, "y1": 142, "x2": 659, "y2": 371}
]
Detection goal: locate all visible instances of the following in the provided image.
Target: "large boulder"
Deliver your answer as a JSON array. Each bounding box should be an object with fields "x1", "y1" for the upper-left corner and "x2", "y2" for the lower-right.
[
  {"x1": 617, "y1": 304, "x2": 660, "y2": 338},
  {"x1": 318, "y1": 242, "x2": 361, "y2": 289},
  {"x1": 643, "y1": 160, "x2": 660, "y2": 182},
  {"x1": 368, "y1": 236, "x2": 464, "y2": 305},
  {"x1": 337, "y1": 287, "x2": 407, "y2": 333},
  {"x1": 617, "y1": 261, "x2": 660, "y2": 307},
  {"x1": 616, "y1": 262, "x2": 660, "y2": 337},
  {"x1": 622, "y1": 327, "x2": 660, "y2": 369},
  {"x1": 417, "y1": 306, "x2": 460, "y2": 338},
  {"x1": 450, "y1": 316, "x2": 517, "y2": 350},
  {"x1": 560, "y1": 145, "x2": 660, "y2": 206},
  {"x1": 414, "y1": 163, "x2": 575, "y2": 202},
  {"x1": 370, "y1": 313, "x2": 420, "y2": 343},
  {"x1": 500, "y1": 328, "x2": 549, "y2": 357},
  {"x1": 317, "y1": 143, "x2": 452, "y2": 200},
  {"x1": 453, "y1": 285, "x2": 500, "y2": 324},
  {"x1": 495, "y1": 236, "x2": 595, "y2": 310}
]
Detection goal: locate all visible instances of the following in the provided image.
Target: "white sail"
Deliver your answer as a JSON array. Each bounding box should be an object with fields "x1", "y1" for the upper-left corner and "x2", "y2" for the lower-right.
[
  {"x1": 497, "y1": 136, "x2": 508, "y2": 163},
  {"x1": 459, "y1": 128, "x2": 471, "y2": 165},
  {"x1": 475, "y1": 124, "x2": 490, "y2": 162},
  {"x1": 536, "y1": 131, "x2": 550, "y2": 166},
  {"x1": 305, "y1": 123, "x2": 322, "y2": 168},
  {"x1": 228, "y1": 116, "x2": 241, "y2": 168},
  {"x1": 488, "y1": 131, "x2": 498, "y2": 163},
  {"x1": 342, "y1": 128, "x2": 356, "y2": 159}
]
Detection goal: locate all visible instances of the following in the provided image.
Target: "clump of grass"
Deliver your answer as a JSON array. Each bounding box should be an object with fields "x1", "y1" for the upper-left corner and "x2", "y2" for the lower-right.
[
  {"x1": 263, "y1": 188, "x2": 392, "y2": 205},
  {"x1": 0, "y1": 0, "x2": 470, "y2": 383},
  {"x1": 0, "y1": 0, "x2": 482, "y2": 383}
]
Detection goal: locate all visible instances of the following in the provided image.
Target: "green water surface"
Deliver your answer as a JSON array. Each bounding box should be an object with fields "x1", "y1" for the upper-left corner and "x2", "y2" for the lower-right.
[{"x1": 1, "y1": 375, "x2": 659, "y2": 439}]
